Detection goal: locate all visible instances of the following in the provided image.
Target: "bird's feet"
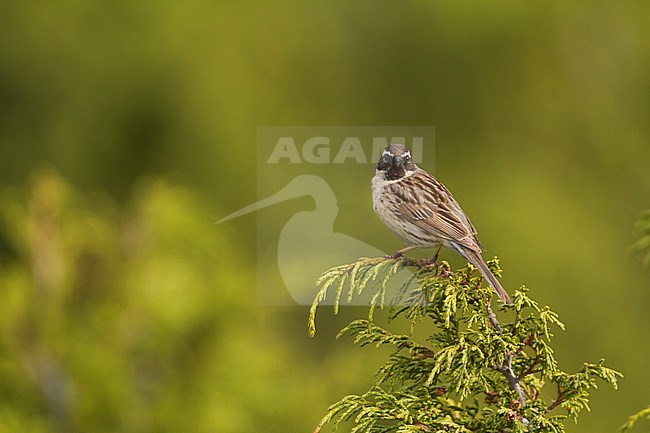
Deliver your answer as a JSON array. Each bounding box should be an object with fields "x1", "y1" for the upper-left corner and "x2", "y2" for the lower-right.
[
  {"x1": 416, "y1": 258, "x2": 438, "y2": 268},
  {"x1": 412, "y1": 246, "x2": 442, "y2": 268},
  {"x1": 430, "y1": 246, "x2": 441, "y2": 266}
]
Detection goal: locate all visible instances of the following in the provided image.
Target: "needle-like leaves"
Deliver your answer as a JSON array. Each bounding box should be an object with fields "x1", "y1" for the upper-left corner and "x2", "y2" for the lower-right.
[{"x1": 310, "y1": 257, "x2": 621, "y2": 433}]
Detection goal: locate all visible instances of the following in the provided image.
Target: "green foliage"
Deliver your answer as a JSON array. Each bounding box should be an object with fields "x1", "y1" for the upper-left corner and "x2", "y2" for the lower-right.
[
  {"x1": 0, "y1": 172, "x2": 315, "y2": 433},
  {"x1": 620, "y1": 213, "x2": 650, "y2": 432},
  {"x1": 621, "y1": 405, "x2": 650, "y2": 432},
  {"x1": 630, "y1": 211, "x2": 650, "y2": 268},
  {"x1": 309, "y1": 258, "x2": 622, "y2": 433}
]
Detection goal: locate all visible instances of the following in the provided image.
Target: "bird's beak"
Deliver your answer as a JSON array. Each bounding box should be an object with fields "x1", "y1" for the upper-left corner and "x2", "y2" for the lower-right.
[{"x1": 376, "y1": 153, "x2": 393, "y2": 171}]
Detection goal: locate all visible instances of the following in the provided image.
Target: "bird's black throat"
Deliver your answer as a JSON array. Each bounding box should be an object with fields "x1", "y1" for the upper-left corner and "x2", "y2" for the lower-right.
[{"x1": 384, "y1": 163, "x2": 407, "y2": 181}]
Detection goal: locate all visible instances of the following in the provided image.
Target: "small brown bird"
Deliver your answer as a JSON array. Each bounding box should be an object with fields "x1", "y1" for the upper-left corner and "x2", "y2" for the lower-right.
[{"x1": 372, "y1": 143, "x2": 511, "y2": 304}]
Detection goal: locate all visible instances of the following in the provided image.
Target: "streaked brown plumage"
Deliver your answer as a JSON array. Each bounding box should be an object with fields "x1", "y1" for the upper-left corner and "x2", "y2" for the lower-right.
[{"x1": 372, "y1": 143, "x2": 511, "y2": 304}]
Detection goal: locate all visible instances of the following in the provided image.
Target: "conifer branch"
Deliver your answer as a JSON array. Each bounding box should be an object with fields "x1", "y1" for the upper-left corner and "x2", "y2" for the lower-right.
[
  {"x1": 309, "y1": 257, "x2": 621, "y2": 433},
  {"x1": 621, "y1": 405, "x2": 650, "y2": 432},
  {"x1": 492, "y1": 352, "x2": 529, "y2": 428},
  {"x1": 486, "y1": 301, "x2": 528, "y2": 426},
  {"x1": 485, "y1": 303, "x2": 502, "y2": 333},
  {"x1": 545, "y1": 386, "x2": 566, "y2": 413}
]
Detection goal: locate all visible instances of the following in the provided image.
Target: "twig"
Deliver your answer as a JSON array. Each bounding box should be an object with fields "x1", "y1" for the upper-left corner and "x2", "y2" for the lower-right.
[
  {"x1": 486, "y1": 303, "x2": 503, "y2": 333},
  {"x1": 492, "y1": 353, "x2": 526, "y2": 408},
  {"x1": 492, "y1": 353, "x2": 530, "y2": 429},
  {"x1": 546, "y1": 386, "x2": 566, "y2": 413},
  {"x1": 487, "y1": 303, "x2": 530, "y2": 429},
  {"x1": 313, "y1": 414, "x2": 328, "y2": 433},
  {"x1": 518, "y1": 358, "x2": 540, "y2": 381}
]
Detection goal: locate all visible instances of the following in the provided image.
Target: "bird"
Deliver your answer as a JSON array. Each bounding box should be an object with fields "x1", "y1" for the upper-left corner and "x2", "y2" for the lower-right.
[{"x1": 371, "y1": 143, "x2": 512, "y2": 304}]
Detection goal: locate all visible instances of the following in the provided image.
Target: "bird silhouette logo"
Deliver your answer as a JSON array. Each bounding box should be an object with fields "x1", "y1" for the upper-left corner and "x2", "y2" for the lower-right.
[{"x1": 218, "y1": 174, "x2": 412, "y2": 305}]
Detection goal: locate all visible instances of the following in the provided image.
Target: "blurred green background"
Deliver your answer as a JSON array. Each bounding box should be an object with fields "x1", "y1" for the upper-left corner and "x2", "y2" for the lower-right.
[{"x1": 1, "y1": 1, "x2": 649, "y2": 432}]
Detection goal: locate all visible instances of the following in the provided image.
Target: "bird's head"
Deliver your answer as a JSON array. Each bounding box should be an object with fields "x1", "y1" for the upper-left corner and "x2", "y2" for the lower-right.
[{"x1": 375, "y1": 143, "x2": 416, "y2": 180}]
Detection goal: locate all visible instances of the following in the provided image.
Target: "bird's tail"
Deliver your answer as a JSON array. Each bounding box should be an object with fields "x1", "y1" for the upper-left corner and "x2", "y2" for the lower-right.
[{"x1": 457, "y1": 247, "x2": 512, "y2": 304}]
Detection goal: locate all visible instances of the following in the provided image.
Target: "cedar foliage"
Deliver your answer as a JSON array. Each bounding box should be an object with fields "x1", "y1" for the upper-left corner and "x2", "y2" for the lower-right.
[
  {"x1": 620, "y1": 212, "x2": 650, "y2": 432},
  {"x1": 309, "y1": 257, "x2": 621, "y2": 433},
  {"x1": 630, "y1": 210, "x2": 650, "y2": 268}
]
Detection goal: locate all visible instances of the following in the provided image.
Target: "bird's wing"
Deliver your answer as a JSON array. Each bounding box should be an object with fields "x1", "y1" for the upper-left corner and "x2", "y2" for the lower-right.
[{"x1": 394, "y1": 170, "x2": 481, "y2": 251}]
